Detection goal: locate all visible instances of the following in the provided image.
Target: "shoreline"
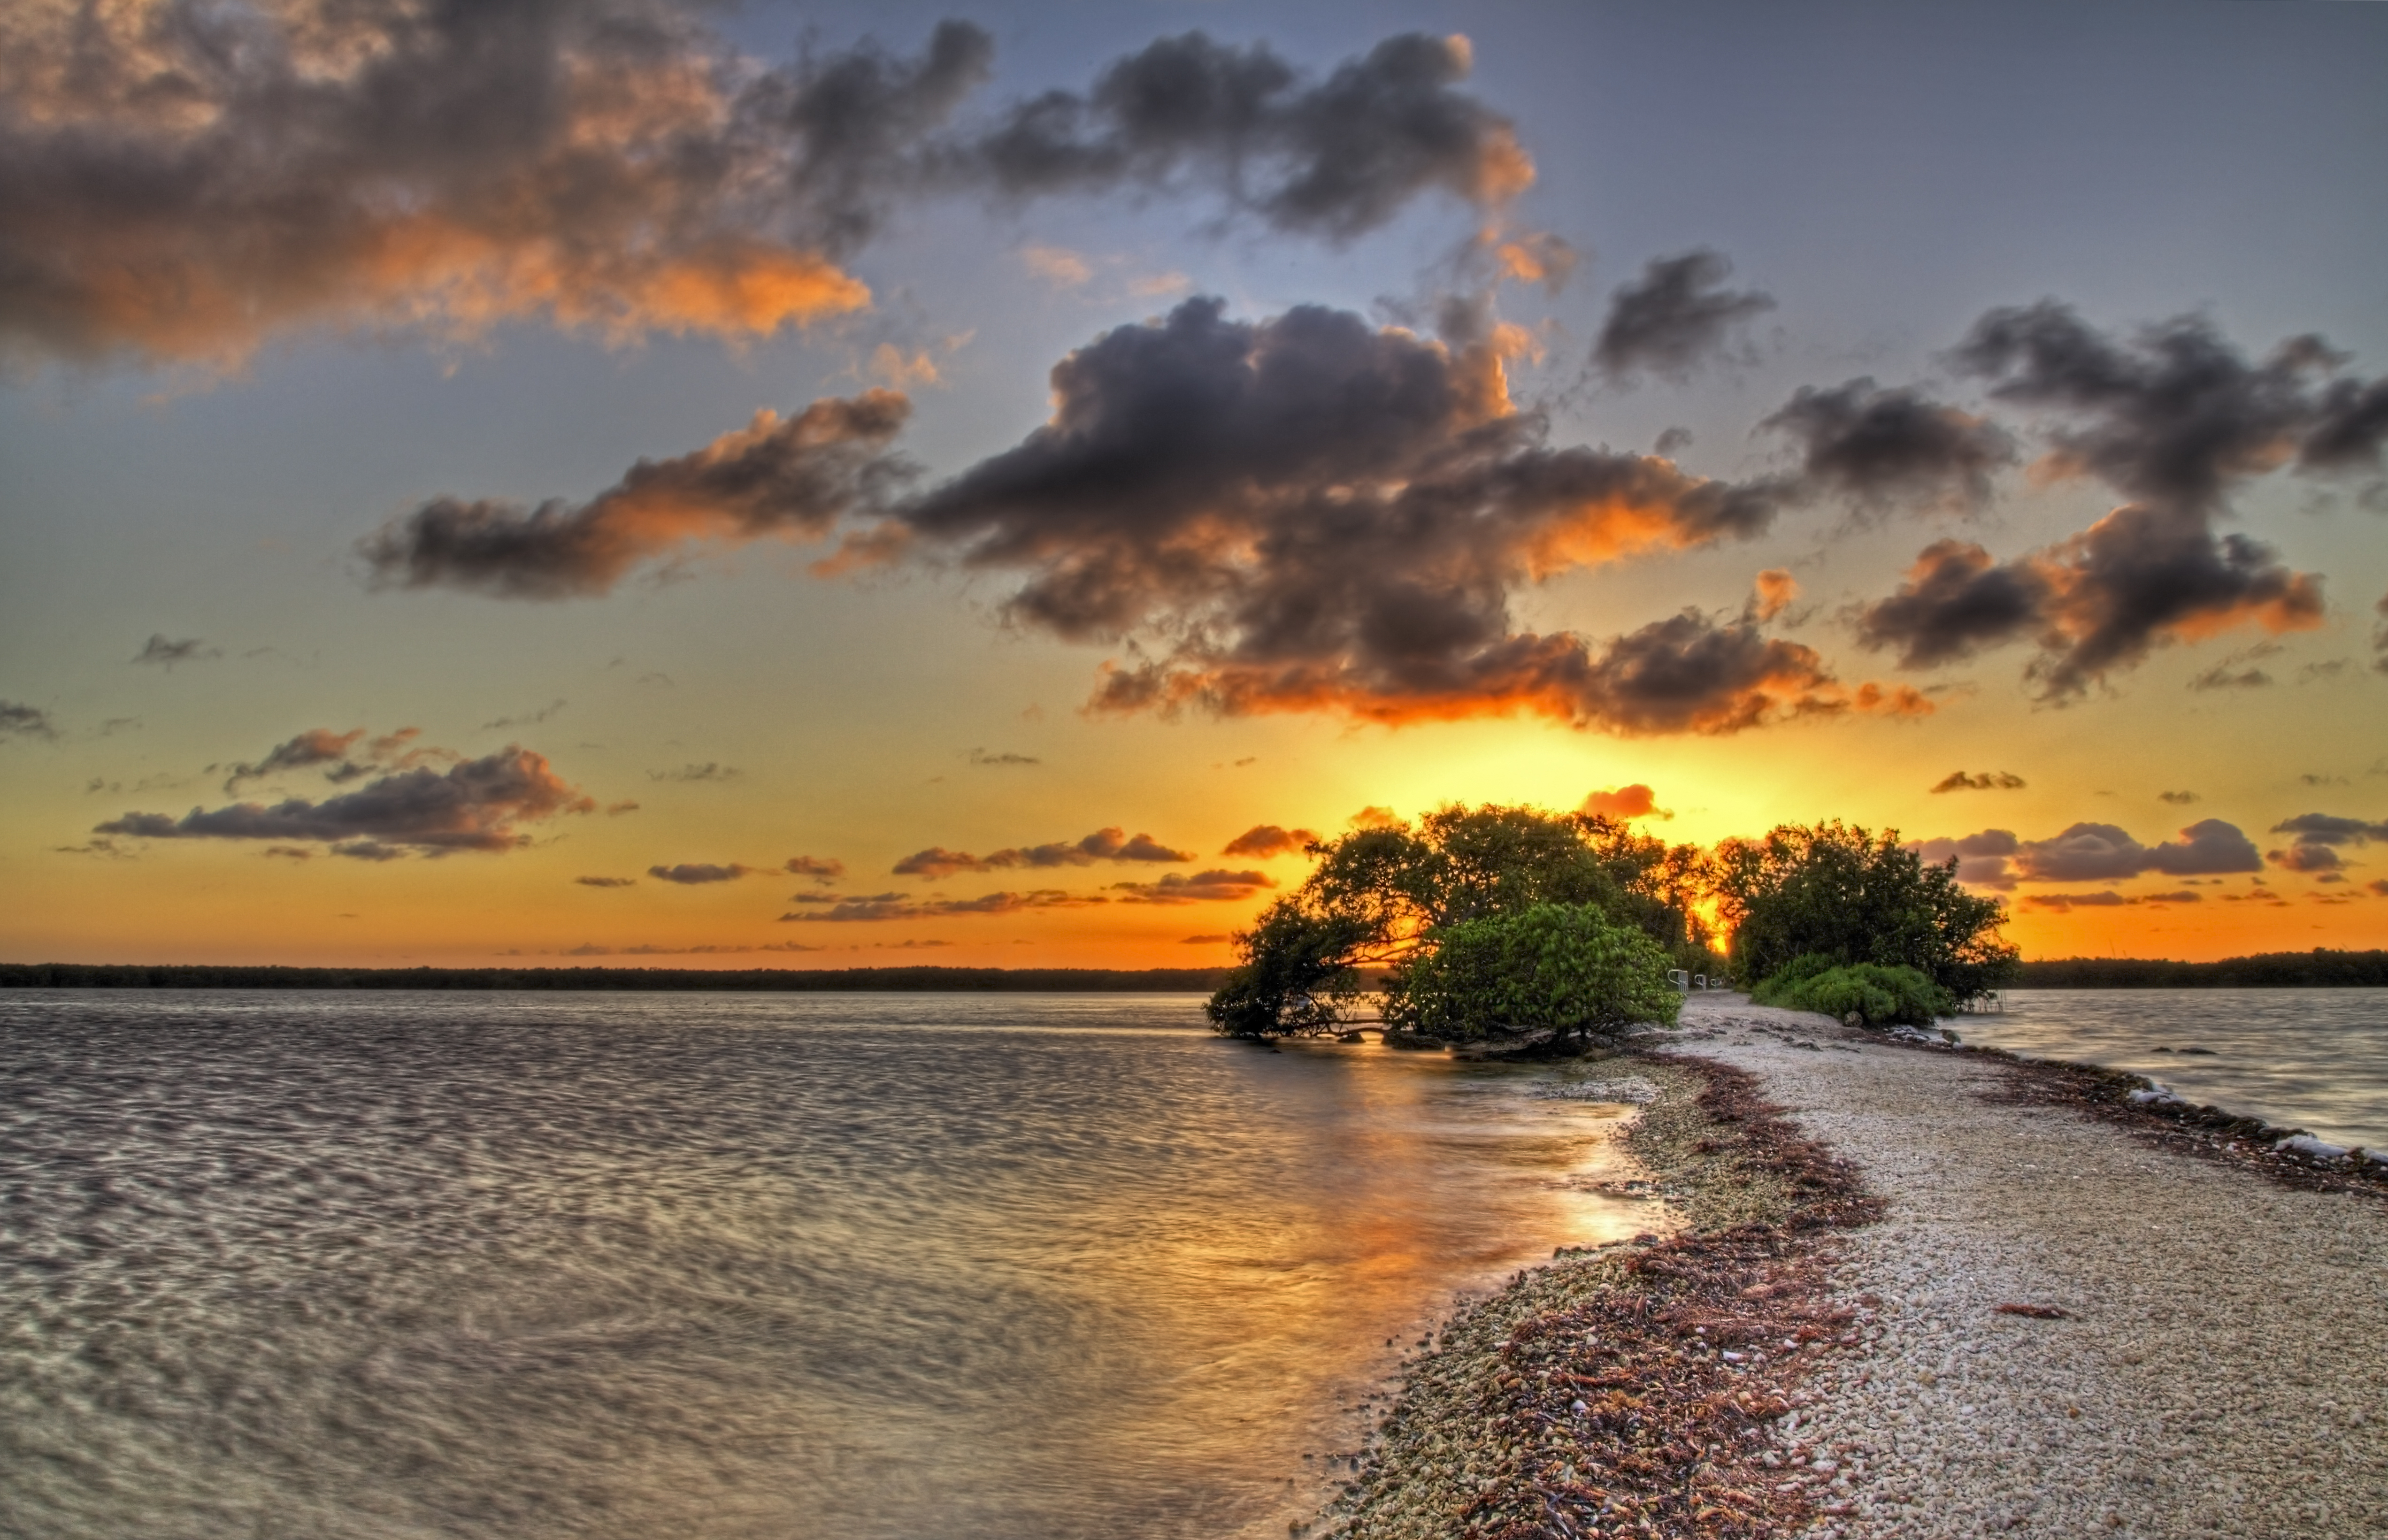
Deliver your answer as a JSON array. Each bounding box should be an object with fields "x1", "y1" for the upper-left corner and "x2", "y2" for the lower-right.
[{"x1": 1319, "y1": 998, "x2": 2388, "y2": 1539}]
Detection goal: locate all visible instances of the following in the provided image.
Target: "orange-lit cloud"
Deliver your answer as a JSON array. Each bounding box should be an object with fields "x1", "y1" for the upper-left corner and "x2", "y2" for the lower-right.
[
  {"x1": 1581, "y1": 784, "x2": 1670, "y2": 820},
  {"x1": 1222, "y1": 825, "x2": 1321, "y2": 858},
  {"x1": 891, "y1": 828, "x2": 1194, "y2": 878}
]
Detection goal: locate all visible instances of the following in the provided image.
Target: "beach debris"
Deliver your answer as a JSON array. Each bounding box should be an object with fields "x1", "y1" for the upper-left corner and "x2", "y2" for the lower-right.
[
  {"x1": 1994, "y1": 1303, "x2": 2071, "y2": 1319},
  {"x1": 1535, "y1": 1076, "x2": 1661, "y2": 1105},
  {"x1": 2275, "y1": 1134, "x2": 2351, "y2": 1162}
]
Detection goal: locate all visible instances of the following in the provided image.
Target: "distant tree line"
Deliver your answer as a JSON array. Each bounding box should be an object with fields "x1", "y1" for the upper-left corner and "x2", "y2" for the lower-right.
[
  {"x1": 0, "y1": 963, "x2": 1230, "y2": 992},
  {"x1": 2015, "y1": 950, "x2": 2388, "y2": 989}
]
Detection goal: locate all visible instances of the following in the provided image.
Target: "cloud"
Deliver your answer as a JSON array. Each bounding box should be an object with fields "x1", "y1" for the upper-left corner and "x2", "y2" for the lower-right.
[
  {"x1": 2266, "y1": 843, "x2": 2342, "y2": 874},
  {"x1": 2019, "y1": 889, "x2": 2200, "y2": 911},
  {"x1": 95, "y1": 745, "x2": 591, "y2": 853},
  {"x1": 0, "y1": 701, "x2": 57, "y2": 741},
  {"x1": 1180, "y1": 934, "x2": 1231, "y2": 944},
  {"x1": 2268, "y1": 813, "x2": 2388, "y2": 846},
  {"x1": 2371, "y1": 880, "x2": 2388, "y2": 898},
  {"x1": 1855, "y1": 509, "x2": 2322, "y2": 695},
  {"x1": 1592, "y1": 251, "x2": 1773, "y2": 382},
  {"x1": 1952, "y1": 303, "x2": 2385, "y2": 512},
  {"x1": 785, "y1": 856, "x2": 846, "y2": 883},
  {"x1": 1906, "y1": 829, "x2": 2022, "y2": 890},
  {"x1": 483, "y1": 699, "x2": 567, "y2": 730},
  {"x1": 263, "y1": 846, "x2": 311, "y2": 861},
  {"x1": 1929, "y1": 771, "x2": 2026, "y2": 794},
  {"x1": 1581, "y1": 785, "x2": 1671, "y2": 821},
  {"x1": 131, "y1": 635, "x2": 221, "y2": 668},
  {"x1": 1111, "y1": 869, "x2": 1278, "y2": 904},
  {"x1": 361, "y1": 394, "x2": 914, "y2": 598},
  {"x1": 2011, "y1": 819, "x2": 2262, "y2": 882},
  {"x1": 965, "y1": 32, "x2": 1532, "y2": 241},
  {"x1": 221, "y1": 727, "x2": 436, "y2": 793},
  {"x1": 607, "y1": 801, "x2": 642, "y2": 816},
  {"x1": 782, "y1": 888, "x2": 1108, "y2": 921},
  {"x1": 647, "y1": 763, "x2": 741, "y2": 783},
  {"x1": 967, "y1": 749, "x2": 1041, "y2": 767},
  {"x1": 2376, "y1": 590, "x2": 2388, "y2": 675},
  {"x1": 892, "y1": 827, "x2": 1194, "y2": 877},
  {"x1": 1749, "y1": 570, "x2": 1799, "y2": 623},
  {"x1": 576, "y1": 876, "x2": 638, "y2": 888},
  {"x1": 1222, "y1": 824, "x2": 1322, "y2": 858},
  {"x1": 2158, "y1": 790, "x2": 2200, "y2": 805},
  {"x1": 1022, "y1": 245, "x2": 1093, "y2": 287},
  {"x1": 646, "y1": 863, "x2": 752, "y2": 885},
  {"x1": 561, "y1": 942, "x2": 825, "y2": 957},
  {"x1": 1350, "y1": 806, "x2": 1403, "y2": 830},
  {"x1": 1761, "y1": 379, "x2": 2015, "y2": 515}
]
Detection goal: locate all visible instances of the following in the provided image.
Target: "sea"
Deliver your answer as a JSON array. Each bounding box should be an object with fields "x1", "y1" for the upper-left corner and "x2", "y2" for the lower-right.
[
  {"x1": 1960, "y1": 988, "x2": 2388, "y2": 1152},
  {"x1": 0, "y1": 990, "x2": 1659, "y2": 1540}
]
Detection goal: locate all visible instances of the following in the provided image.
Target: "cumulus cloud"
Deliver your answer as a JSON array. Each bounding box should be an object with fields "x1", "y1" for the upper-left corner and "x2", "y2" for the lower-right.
[
  {"x1": 1592, "y1": 251, "x2": 1773, "y2": 383},
  {"x1": 1, "y1": 701, "x2": 57, "y2": 741},
  {"x1": 361, "y1": 394, "x2": 914, "y2": 598},
  {"x1": 786, "y1": 856, "x2": 846, "y2": 883},
  {"x1": 376, "y1": 291, "x2": 1946, "y2": 733},
  {"x1": 646, "y1": 863, "x2": 751, "y2": 884},
  {"x1": 1112, "y1": 868, "x2": 1277, "y2": 904},
  {"x1": 94, "y1": 744, "x2": 592, "y2": 853},
  {"x1": 1855, "y1": 510, "x2": 2322, "y2": 695},
  {"x1": 963, "y1": 31, "x2": 1532, "y2": 241},
  {"x1": 3, "y1": 9, "x2": 1527, "y2": 369},
  {"x1": 1350, "y1": 806, "x2": 1403, "y2": 830},
  {"x1": 1222, "y1": 824, "x2": 1321, "y2": 858},
  {"x1": 131, "y1": 635, "x2": 221, "y2": 668},
  {"x1": 2266, "y1": 813, "x2": 2388, "y2": 877},
  {"x1": 1581, "y1": 785, "x2": 1670, "y2": 820},
  {"x1": 1762, "y1": 380, "x2": 2015, "y2": 515},
  {"x1": 1905, "y1": 829, "x2": 2022, "y2": 890},
  {"x1": 782, "y1": 888, "x2": 1108, "y2": 921},
  {"x1": 2011, "y1": 819, "x2": 2261, "y2": 882},
  {"x1": 1847, "y1": 306, "x2": 2366, "y2": 697},
  {"x1": 892, "y1": 827, "x2": 1194, "y2": 877},
  {"x1": 1929, "y1": 771, "x2": 2026, "y2": 794}
]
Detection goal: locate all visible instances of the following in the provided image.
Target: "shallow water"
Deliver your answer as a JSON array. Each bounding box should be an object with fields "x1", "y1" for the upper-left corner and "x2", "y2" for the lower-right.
[
  {"x1": 0, "y1": 990, "x2": 1657, "y2": 1540},
  {"x1": 1958, "y1": 988, "x2": 2388, "y2": 1150}
]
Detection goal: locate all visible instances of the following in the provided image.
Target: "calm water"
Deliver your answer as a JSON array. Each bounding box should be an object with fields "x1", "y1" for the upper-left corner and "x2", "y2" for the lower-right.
[
  {"x1": 0, "y1": 991, "x2": 1659, "y2": 1540},
  {"x1": 1961, "y1": 988, "x2": 2388, "y2": 1151}
]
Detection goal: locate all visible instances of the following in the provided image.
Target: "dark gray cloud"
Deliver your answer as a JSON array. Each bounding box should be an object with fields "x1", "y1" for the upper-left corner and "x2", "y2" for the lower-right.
[
  {"x1": 1855, "y1": 508, "x2": 2322, "y2": 696},
  {"x1": 785, "y1": 856, "x2": 846, "y2": 882},
  {"x1": 892, "y1": 827, "x2": 1194, "y2": 878},
  {"x1": 1592, "y1": 251, "x2": 1774, "y2": 383},
  {"x1": 1929, "y1": 771, "x2": 2026, "y2": 794},
  {"x1": 2012, "y1": 819, "x2": 2261, "y2": 882},
  {"x1": 647, "y1": 762, "x2": 742, "y2": 784},
  {"x1": 1951, "y1": 303, "x2": 2384, "y2": 513},
  {"x1": 222, "y1": 727, "x2": 430, "y2": 793},
  {"x1": 483, "y1": 699, "x2": 567, "y2": 730},
  {"x1": 2019, "y1": 889, "x2": 2200, "y2": 912},
  {"x1": 963, "y1": 32, "x2": 1530, "y2": 241},
  {"x1": 1111, "y1": 868, "x2": 1276, "y2": 904},
  {"x1": 131, "y1": 635, "x2": 221, "y2": 668},
  {"x1": 0, "y1": 701, "x2": 57, "y2": 741},
  {"x1": 647, "y1": 863, "x2": 751, "y2": 884},
  {"x1": 2186, "y1": 654, "x2": 2275, "y2": 691},
  {"x1": 1222, "y1": 824, "x2": 1321, "y2": 858},
  {"x1": 576, "y1": 876, "x2": 638, "y2": 888},
  {"x1": 1906, "y1": 829, "x2": 2021, "y2": 889},
  {"x1": 1761, "y1": 379, "x2": 2015, "y2": 515},
  {"x1": 361, "y1": 394, "x2": 913, "y2": 599},
  {"x1": 2375, "y1": 590, "x2": 2388, "y2": 676},
  {"x1": 781, "y1": 888, "x2": 1109, "y2": 921},
  {"x1": 95, "y1": 744, "x2": 592, "y2": 853},
  {"x1": 2267, "y1": 812, "x2": 2388, "y2": 880},
  {"x1": 967, "y1": 749, "x2": 1041, "y2": 767},
  {"x1": 4, "y1": 8, "x2": 1527, "y2": 368},
  {"x1": 2158, "y1": 790, "x2": 2200, "y2": 805}
]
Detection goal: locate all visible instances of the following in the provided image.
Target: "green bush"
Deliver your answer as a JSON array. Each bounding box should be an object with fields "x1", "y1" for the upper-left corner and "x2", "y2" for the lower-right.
[
  {"x1": 1386, "y1": 903, "x2": 1682, "y2": 1044},
  {"x1": 1751, "y1": 959, "x2": 1953, "y2": 1028}
]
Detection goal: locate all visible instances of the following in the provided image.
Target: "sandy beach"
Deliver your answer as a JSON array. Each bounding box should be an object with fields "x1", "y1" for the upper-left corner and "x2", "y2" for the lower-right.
[{"x1": 1326, "y1": 996, "x2": 2388, "y2": 1539}]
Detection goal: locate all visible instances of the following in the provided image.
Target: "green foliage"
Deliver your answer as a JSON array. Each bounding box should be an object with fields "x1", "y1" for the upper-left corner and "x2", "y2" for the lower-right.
[
  {"x1": 1206, "y1": 804, "x2": 1717, "y2": 1038},
  {"x1": 1388, "y1": 904, "x2": 1682, "y2": 1043},
  {"x1": 1710, "y1": 821, "x2": 2018, "y2": 1002},
  {"x1": 1751, "y1": 959, "x2": 1953, "y2": 1027}
]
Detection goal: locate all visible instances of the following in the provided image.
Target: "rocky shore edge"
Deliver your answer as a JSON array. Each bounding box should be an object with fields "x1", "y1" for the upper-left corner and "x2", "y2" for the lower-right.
[
  {"x1": 1307, "y1": 1026, "x2": 2383, "y2": 1540},
  {"x1": 1312, "y1": 1052, "x2": 1889, "y2": 1540}
]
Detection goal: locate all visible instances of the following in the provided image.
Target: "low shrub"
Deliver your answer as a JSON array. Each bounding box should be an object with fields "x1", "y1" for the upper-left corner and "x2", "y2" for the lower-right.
[
  {"x1": 1751, "y1": 959, "x2": 1953, "y2": 1028},
  {"x1": 1388, "y1": 903, "x2": 1682, "y2": 1043}
]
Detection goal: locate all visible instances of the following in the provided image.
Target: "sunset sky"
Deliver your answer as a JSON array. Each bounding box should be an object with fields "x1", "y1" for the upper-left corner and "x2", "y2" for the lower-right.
[{"x1": 5, "y1": 0, "x2": 2386, "y2": 969}]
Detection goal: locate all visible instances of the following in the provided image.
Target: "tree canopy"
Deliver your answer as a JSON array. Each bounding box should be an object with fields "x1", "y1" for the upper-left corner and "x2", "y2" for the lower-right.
[{"x1": 1709, "y1": 821, "x2": 2017, "y2": 1001}]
